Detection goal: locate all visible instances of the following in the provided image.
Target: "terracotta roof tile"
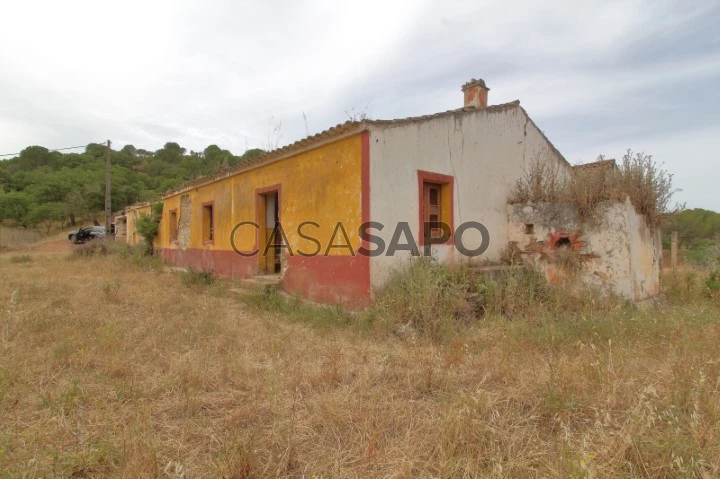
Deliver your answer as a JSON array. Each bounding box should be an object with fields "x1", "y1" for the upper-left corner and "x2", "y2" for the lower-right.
[
  {"x1": 162, "y1": 101, "x2": 524, "y2": 198},
  {"x1": 573, "y1": 159, "x2": 617, "y2": 170}
]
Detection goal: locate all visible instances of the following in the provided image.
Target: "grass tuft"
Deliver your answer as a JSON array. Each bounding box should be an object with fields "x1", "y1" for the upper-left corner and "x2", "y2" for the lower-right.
[
  {"x1": 180, "y1": 268, "x2": 216, "y2": 287},
  {"x1": 9, "y1": 254, "x2": 32, "y2": 264}
]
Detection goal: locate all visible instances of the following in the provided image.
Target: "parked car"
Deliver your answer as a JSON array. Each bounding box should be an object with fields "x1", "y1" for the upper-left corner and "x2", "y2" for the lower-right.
[{"x1": 68, "y1": 226, "x2": 106, "y2": 243}]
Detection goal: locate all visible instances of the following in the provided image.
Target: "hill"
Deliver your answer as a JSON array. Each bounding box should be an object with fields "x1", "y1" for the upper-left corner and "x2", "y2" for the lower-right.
[
  {"x1": 0, "y1": 142, "x2": 264, "y2": 230},
  {"x1": 664, "y1": 208, "x2": 720, "y2": 265}
]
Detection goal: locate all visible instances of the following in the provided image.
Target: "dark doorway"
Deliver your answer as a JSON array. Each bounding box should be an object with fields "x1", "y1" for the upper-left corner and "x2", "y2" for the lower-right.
[{"x1": 258, "y1": 190, "x2": 281, "y2": 274}]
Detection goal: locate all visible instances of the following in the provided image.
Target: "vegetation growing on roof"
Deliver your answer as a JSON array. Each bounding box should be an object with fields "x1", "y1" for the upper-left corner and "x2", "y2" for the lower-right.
[{"x1": 511, "y1": 150, "x2": 678, "y2": 226}]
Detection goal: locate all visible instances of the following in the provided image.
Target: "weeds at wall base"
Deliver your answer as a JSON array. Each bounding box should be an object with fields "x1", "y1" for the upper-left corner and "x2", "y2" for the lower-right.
[
  {"x1": 231, "y1": 257, "x2": 646, "y2": 343},
  {"x1": 68, "y1": 241, "x2": 165, "y2": 271},
  {"x1": 361, "y1": 257, "x2": 636, "y2": 342},
  {"x1": 77, "y1": 241, "x2": 718, "y2": 344},
  {"x1": 240, "y1": 288, "x2": 355, "y2": 332},
  {"x1": 180, "y1": 268, "x2": 216, "y2": 287}
]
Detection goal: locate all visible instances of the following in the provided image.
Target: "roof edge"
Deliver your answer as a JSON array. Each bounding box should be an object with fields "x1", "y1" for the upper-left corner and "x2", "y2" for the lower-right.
[
  {"x1": 518, "y1": 105, "x2": 570, "y2": 167},
  {"x1": 161, "y1": 100, "x2": 526, "y2": 198},
  {"x1": 162, "y1": 123, "x2": 369, "y2": 198}
]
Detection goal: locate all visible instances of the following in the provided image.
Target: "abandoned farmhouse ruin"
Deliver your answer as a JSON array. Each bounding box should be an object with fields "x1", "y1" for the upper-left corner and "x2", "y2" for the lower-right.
[{"x1": 118, "y1": 79, "x2": 661, "y2": 307}]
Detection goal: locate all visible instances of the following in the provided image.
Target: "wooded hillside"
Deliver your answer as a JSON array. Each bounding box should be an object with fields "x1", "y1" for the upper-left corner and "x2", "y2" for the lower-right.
[{"x1": 0, "y1": 143, "x2": 263, "y2": 230}]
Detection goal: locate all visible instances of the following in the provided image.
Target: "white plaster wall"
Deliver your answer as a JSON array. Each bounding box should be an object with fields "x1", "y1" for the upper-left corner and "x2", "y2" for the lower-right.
[
  {"x1": 368, "y1": 104, "x2": 569, "y2": 290},
  {"x1": 587, "y1": 199, "x2": 661, "y2": 301},
  {"x1": 625, "y1": 199, "x2": 662, "y2": 300},
  {"x1": 582, "y1": 202, "x2": 636, "y2": 298}
]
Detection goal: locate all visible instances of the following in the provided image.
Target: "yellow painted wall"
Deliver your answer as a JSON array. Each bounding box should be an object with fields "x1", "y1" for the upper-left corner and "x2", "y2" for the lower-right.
[
  {"x1": 126, "y1": 204, "x2": 152, "y2": 247},
  {"x1": 159, "y1": 133, "x2": 363, "y2": 256}
]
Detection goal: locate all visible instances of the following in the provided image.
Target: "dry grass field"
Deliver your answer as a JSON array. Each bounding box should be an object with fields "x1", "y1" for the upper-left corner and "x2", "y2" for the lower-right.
[{"x1": 1, "y1": 246, "x2": 719, "y2": 478}]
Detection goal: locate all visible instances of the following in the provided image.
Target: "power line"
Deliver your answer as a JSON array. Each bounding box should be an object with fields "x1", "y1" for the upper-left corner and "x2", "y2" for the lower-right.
[{"x1": 0, "y1": 143, "x2": 104, "y2": 158}]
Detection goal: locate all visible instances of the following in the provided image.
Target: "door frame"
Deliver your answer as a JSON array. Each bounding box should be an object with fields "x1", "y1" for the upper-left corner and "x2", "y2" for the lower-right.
[{"x1": 255, "y1": 184, "x2": 282, "y2": 274}]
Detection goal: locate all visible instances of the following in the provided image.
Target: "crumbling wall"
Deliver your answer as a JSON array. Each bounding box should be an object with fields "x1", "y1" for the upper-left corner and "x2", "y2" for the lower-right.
[
  {"x1": 178, "y1": 195, "x2": 192, "y2": 251},
  {"x1": 508, "y1": 198, "x2": 661, "y2": 301},
  {"x1": 113, "y1": 215, "x2": 127, "y2": 242}
]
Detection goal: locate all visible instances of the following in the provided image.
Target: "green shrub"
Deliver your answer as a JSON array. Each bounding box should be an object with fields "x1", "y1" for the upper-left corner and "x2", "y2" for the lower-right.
[
  {"x1": 707, "y1": 270, "x2": 720, "y2": 292},
  {"x1": 241, "y1": 288, "x2": 352, "y2": 330},
  {"x1": 9, "y1": 254, "x2": 32, "y2": 264},
  {"x1": 181, "y1": 268, "x2": 216, "y2": 287},
  {"x1": 135, "y1": 202, "x2": 163, "y2": 255},
  {"x1": 363, "y1": 257, "x2": 474, "y2": 340}
]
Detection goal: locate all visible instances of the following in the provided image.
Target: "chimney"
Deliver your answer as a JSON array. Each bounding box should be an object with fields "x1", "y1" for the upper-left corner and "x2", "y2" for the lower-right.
[{"x1": 461, "y1": 78, "x2": 489, "y2": 108}]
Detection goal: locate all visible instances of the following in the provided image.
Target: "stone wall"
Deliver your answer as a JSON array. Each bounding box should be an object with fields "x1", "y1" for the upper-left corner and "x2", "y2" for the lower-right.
[
  {"x1": 177, "y1": 195, "x2": 192, "y2": 250},
  {"x1": 114, "y1": 215, "x2": 127, "y2": 243},
  {"x1": 508, "y1": 198, "x2": 661, "y2": 301}
]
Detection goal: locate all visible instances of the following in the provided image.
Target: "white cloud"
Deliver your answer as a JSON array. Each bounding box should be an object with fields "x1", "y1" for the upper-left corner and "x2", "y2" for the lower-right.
[{"x1": 0, "y1": 0, "x2": 718, "y2": 209}]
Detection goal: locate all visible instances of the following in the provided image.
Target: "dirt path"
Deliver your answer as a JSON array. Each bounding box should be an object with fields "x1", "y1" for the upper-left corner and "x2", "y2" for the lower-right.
[{"x1": 29, "y1": 238, "x2": 72, "y2": 253}]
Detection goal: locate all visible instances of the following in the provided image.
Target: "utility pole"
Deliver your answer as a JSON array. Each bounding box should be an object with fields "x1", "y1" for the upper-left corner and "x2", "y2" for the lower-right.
[{"x1": 104, "y1": 139, "x2": 112, "y2": 239}]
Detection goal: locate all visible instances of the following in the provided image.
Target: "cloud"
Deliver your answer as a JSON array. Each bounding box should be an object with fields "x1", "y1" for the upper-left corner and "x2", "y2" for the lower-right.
[{"x1": 0, "y1": 0, "x2": 718, "y2": 208}]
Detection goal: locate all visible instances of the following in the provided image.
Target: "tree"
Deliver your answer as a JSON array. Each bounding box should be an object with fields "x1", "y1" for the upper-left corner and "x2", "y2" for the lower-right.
[
  {"x1": 0, "y1": 140, "x2": 262, "y2": 228},
  {"x1": 232, "y1": 148, "x2": 265, "y2": 166},
  {"x1": 155, "y1": 142, "x2": 186, "y2": 164},
  {"x1": 0, "y1": 191, "x2": 32, "y2": 225},
  {"x1": 64, "y1": 190, "x2": 89, "y2": 226},
  {"x1": 85, "y1": 143, "x2": 107, "y2": 158},
  {"x1": 27, "y1": 203, "x2": 64, "y2": 233},
  {"x1": 664, "y1": 208, "x2": 720, "y2": 248},
  {"x1": 17, "y1": 146, "x2": 51, "y2": 170},
  {"x1": 120, "y1": 144, "x2": 137, "y2": 157}
]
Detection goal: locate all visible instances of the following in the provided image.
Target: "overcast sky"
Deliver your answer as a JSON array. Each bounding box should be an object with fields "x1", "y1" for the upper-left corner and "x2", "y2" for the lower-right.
[{"x1": 1, "y1": 0, "x2": 718, "y2": 210}]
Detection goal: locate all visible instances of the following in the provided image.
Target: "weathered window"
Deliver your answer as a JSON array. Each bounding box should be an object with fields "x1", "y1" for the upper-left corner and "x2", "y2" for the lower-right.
[
  {"x1": 424, "y1": 182, "x2": 443, "y2": 240},
  {"x1": 169, "y1": 209, "x2": 178, "y2": 242},
  {"x1": 418, "y1": 171, "x2": 454, "y2": 245},
  {"x1": 202, "y1": 203, "x2": 214, "y2": 243}
]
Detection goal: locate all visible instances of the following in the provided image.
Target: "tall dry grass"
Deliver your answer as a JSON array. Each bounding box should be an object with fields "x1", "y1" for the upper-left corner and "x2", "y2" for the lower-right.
[
  {"x1": 364, "y1": 258, "x2": 629, "y2": 341},
  {"x1": 0, "y1": 251, "x2": 719, "y2": 477}
]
